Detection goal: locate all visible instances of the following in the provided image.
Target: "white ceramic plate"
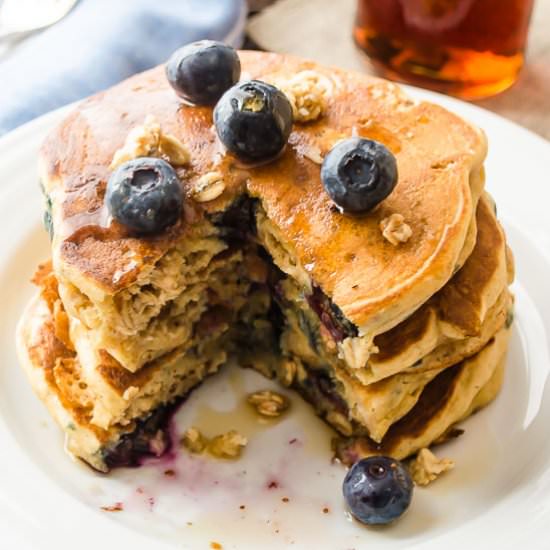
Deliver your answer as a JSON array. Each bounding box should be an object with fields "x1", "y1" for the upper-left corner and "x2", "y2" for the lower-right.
[{"x1": 1, "y1": 88, "x2": 549, "y2": 550}]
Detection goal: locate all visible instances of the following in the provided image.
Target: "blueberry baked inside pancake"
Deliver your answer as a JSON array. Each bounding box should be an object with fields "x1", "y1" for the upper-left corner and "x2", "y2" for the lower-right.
[{"x1": 17, "y1": 41, "x2": 514, "y2": 525}]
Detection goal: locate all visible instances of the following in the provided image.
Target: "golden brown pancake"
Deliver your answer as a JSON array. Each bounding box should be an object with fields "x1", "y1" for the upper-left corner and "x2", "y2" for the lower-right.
[
  {"x1": 24, "y1": 261, "x2": 237, "y2": 432},
  {"x1": 17, "y1": 286, "x2": 227, "y2": 472},
  {"x1": 278, "y1": 194, "x2": 510, "y2": 387},
  {"x1": 332, "y1": 326, "x2": 510, "y2": 464},
  {"x1": 41, "y1": 51, "x2": 486, "y2": 376},
  {"x1": 18, "y1": 281, "x2": 509, "y2": 472},
  {"x1": 20, "y1": 50, "x2": 515, "y2": 474},
  {"x1": 334, "y1": 289, "x2": 511, "y2": 442},
  {"x1": 359, "y1": 192, "x2": 510, "y2": 384}
]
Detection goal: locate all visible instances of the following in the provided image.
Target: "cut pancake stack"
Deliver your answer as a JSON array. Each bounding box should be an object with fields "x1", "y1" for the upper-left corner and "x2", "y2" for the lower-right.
[
  {"x1": 276, "y1": 193, "x2": 514, "y2": 461},
  {"x1": 17, "y1": 51, "x2": 514, "y2": 472}
]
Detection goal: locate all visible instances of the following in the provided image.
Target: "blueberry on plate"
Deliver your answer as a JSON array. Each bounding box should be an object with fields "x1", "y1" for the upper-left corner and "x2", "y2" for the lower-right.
[
  {"x1": 106, "y1": 157, "x2": 183, "y2": 235},
  {"x1": 166, "y1": 40, "x2": 241, "y2": 106},
  {"x1": 343, "y1": 456, "x2": 413, "y2": 525},
  {"x1": 321, "y1": 137, "x2": 398, "y2": 214},
  {"x1": 214, "y1": 80, "x2": 293, "y2": 163}
]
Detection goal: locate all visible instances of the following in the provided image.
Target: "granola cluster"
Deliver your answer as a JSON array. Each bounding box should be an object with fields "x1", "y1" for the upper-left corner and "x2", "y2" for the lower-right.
[
  {"x1": 277, "y1": 70, "x2": 332, "y2": 123},
  {"x1": 181, "y1": 426, "x2": 208, "y2": 454},
  {"x1": 208, "y1": 430, "x2": 248, "y2": 459},
  {"x1": 277, "y1": 358, "x2": 298, "y2": 387},
  {"x1": 326, "y1": 411, "x2": 353, "y2": 437},
  {"x1": 181, "y1": 427, "x2": 247, "y2": 459},
  {"x1": 380, "y1": 213, "x2": 413, "y2": 246},
  {"x1": 191, "y1": 171, "x2": 226, "y2": 203},
  {"x1": 247, "y1": 390, "x2": 290, "y2": 417},
  {"x1": 409, "y1": 448, "x2": 454, "y2": 486},
  {"x1": 110, "y1": 115, "x2": 190, "y2": 169},
  {"x1": 339, "y1": 336, "x2": 374, "y2": 370}
]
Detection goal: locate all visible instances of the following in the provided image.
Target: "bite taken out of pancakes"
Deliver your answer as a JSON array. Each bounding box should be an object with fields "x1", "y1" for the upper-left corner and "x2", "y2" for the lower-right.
[
  {"x1": 18, "y1": 50, "x2": 514, "y2": 475},
  {"x1": 40, "y1": 51, "x2": 486, "y2": 374}
]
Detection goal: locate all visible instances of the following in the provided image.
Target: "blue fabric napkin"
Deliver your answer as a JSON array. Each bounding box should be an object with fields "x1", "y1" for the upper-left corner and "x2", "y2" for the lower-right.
[{"x1": 0, "y1": 0, "x2": 247, "y2": 136}]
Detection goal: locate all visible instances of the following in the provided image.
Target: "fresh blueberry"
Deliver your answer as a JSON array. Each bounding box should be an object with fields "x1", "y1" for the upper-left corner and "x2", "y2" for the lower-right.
[
  {"x1": 106, "y1": 157, "x2": 183, "y2": 235},
  {"x1": 166, "y1": 40, "x2": 241, "y2": 106},
  {"x1": 343, "y1": 456, "x2": 413, "y2": 525},
  {"x1": 321, "y1": 137, "x2": 398, "y2": 214},
  {"x1": 214, "y1": 80, "x2": 293, "y2": 163}
]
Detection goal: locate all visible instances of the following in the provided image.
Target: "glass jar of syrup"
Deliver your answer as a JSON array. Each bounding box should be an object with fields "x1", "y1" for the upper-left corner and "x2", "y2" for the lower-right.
[{"x1": 354, "y1": 0, "x2": 535, "y2": 99}]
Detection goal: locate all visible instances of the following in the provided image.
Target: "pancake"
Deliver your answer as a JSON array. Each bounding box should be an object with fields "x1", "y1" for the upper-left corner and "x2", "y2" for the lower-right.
[
  {"x1": 359, "y1": 192, "x2": 511, "y2": 383},
  {"x1": 20, "y1": 50, "x2": 517, "y2": 474},
  {"x1": 334, "y1": 289, "x2": 511, "y2": 442},
  {"x1": 18, "y1": 278, "x2": 509, "y2": 472},
  {"x1": 40, "y1": 51, "x2": 486, "y2": 373},
  {"x1": 25, "y1": 259, "x2": 273, "y2": 432},
  {"x1": 17, "y1": 287, "x2": 229, "y2": 472},
  {"x1": 19, "y1": 224, "x2": 512, "y2": 467},
  {"x1": 274, "y1": 192, "x2": 513, "y2": 444},
  {"x1": 277, "y1": 193, "x2": 508, "y2": 382},
  {"x1": 18, "y1": 292, "x2": 122, "y2": 472},
  {"x1": 331, "y1": 326, "x2": 510, "y2": 464},
  {"x1": 268, "y1": 189, "x2": 514, "y2": 444}
]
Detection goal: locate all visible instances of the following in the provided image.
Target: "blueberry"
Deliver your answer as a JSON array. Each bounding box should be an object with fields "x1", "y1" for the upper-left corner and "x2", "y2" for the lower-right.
[
  {"x1": 214, "y1": 80, "x2": 293, "y2": 163},
  {"x1": 106, "y1": 157, "x2": 183, "y2": 235},
  {"x1": 321, "y1": 137, "x2": 398, "y2": 214},
  {"x1": 166, "y1": 40, "x2": 241, "y2": 106},
  {"x1": 343, "y1": 456, "x2": 413, "y2": 525}
]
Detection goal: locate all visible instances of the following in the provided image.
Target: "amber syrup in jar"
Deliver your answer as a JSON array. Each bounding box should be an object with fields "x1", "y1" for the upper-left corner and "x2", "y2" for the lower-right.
[{"x1": 354, "y1": 0, "x2": 534, "y2": 99}]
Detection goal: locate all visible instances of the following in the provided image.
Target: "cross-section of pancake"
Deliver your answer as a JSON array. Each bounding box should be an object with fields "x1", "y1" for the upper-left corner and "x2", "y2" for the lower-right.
[
  {"x1": 357, "y1": 192, "x2": 511, "y2": 384},
  {"x1": 17, "y1": 283, "x2": 232, "y2": 472},
  {"x1": 25, "y1": 259, "x2": 273, "y2": 432},
  {"x1": 18, "y1": 292, "x2": 128, "y2": 472},
  {"x1": 17, "y1": 272, "x2": 509, "y2": 472},
  {"x1": 260, "y1": 194, "x2": 498, "y2": 394},
  {"x1": 40, "y1": 51, "x2": 486, "y2": 375},
  {"x1": 333, "y1": 289, "x2": 511, "y2": 442},
  {"x1": 274, "y1": 193, "x2": 505, "y2": 380},
  {"x1": 270, "y1": 192, "x2": 513, "y2": 442},
  {"x1": 58, "y1": 218, "x2": 250, "y2": 373},
  {"x1": 20, "y1": 50, "x2": 519, "y2": 475},
  {"x1": 331, "y1": 326, "x2": 510, "y2": 464}
]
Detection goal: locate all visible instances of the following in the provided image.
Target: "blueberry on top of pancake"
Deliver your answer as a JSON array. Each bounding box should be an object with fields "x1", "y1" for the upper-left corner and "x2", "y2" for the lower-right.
[
  {"x1": 166, "y1": 41, "x2": 241, "y2": 106},
  {"x1": 321, "y1": 137, "x2": 398, "y2": 214},
  {"x1": 214, "y1": 79, "x2": 293, "y2": 162},
  {"x1": 106, "y1": 157, "x2": 183, "y2": 234}
]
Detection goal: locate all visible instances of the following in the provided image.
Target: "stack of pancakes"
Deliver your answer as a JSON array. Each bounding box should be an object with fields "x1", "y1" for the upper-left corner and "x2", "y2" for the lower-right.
[{"x1": 17, "y1": 52, "x2": 514, "y2": 472}]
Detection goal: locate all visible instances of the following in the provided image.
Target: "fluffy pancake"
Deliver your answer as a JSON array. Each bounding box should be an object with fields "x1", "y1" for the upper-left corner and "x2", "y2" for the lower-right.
[
  {"x1": 19, "y1": 202, "x2": 512, "y2": 468},
  {"x1": 277, "y1": 193, "x2": 506, "y2": 368},
  {"x1": 61, "y1": 219, "x2": 248, "y2": 373},
  {"x1": 17, "y1": 292, "x2": 118, "y2": 471},
  {"x1": 18, "y1": 281, "x2": 509, "y2": 472},
  {"x1": 273, "y1": 192, "x2": 513, "y2": 442},
  {"x1": 41, "y1": 51, "x2": 486, "y2": 373},
  {"x1": 332, "y1": 326, "x2": 510, "y2": 464},
  {"x1": 359, "y1": 192, "x2": 511, "y2": 384},
  {"x1": 26, "y1": 261, "x2": 251, "y2": 431},
  {"x1": 22, "y1": 50, "x2": 516, "y2": 474},
  {"x1": 335, "y1": 289, "x2": 511, "y2": 442},
  {"x1": 17, "y1": 289, "x2": 227, "y2": 472}
]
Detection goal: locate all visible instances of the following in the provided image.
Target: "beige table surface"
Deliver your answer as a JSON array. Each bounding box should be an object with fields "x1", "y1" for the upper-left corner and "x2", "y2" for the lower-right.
[{"x1": 248, "y1": 0, "x2": 550, "y2": 140}]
